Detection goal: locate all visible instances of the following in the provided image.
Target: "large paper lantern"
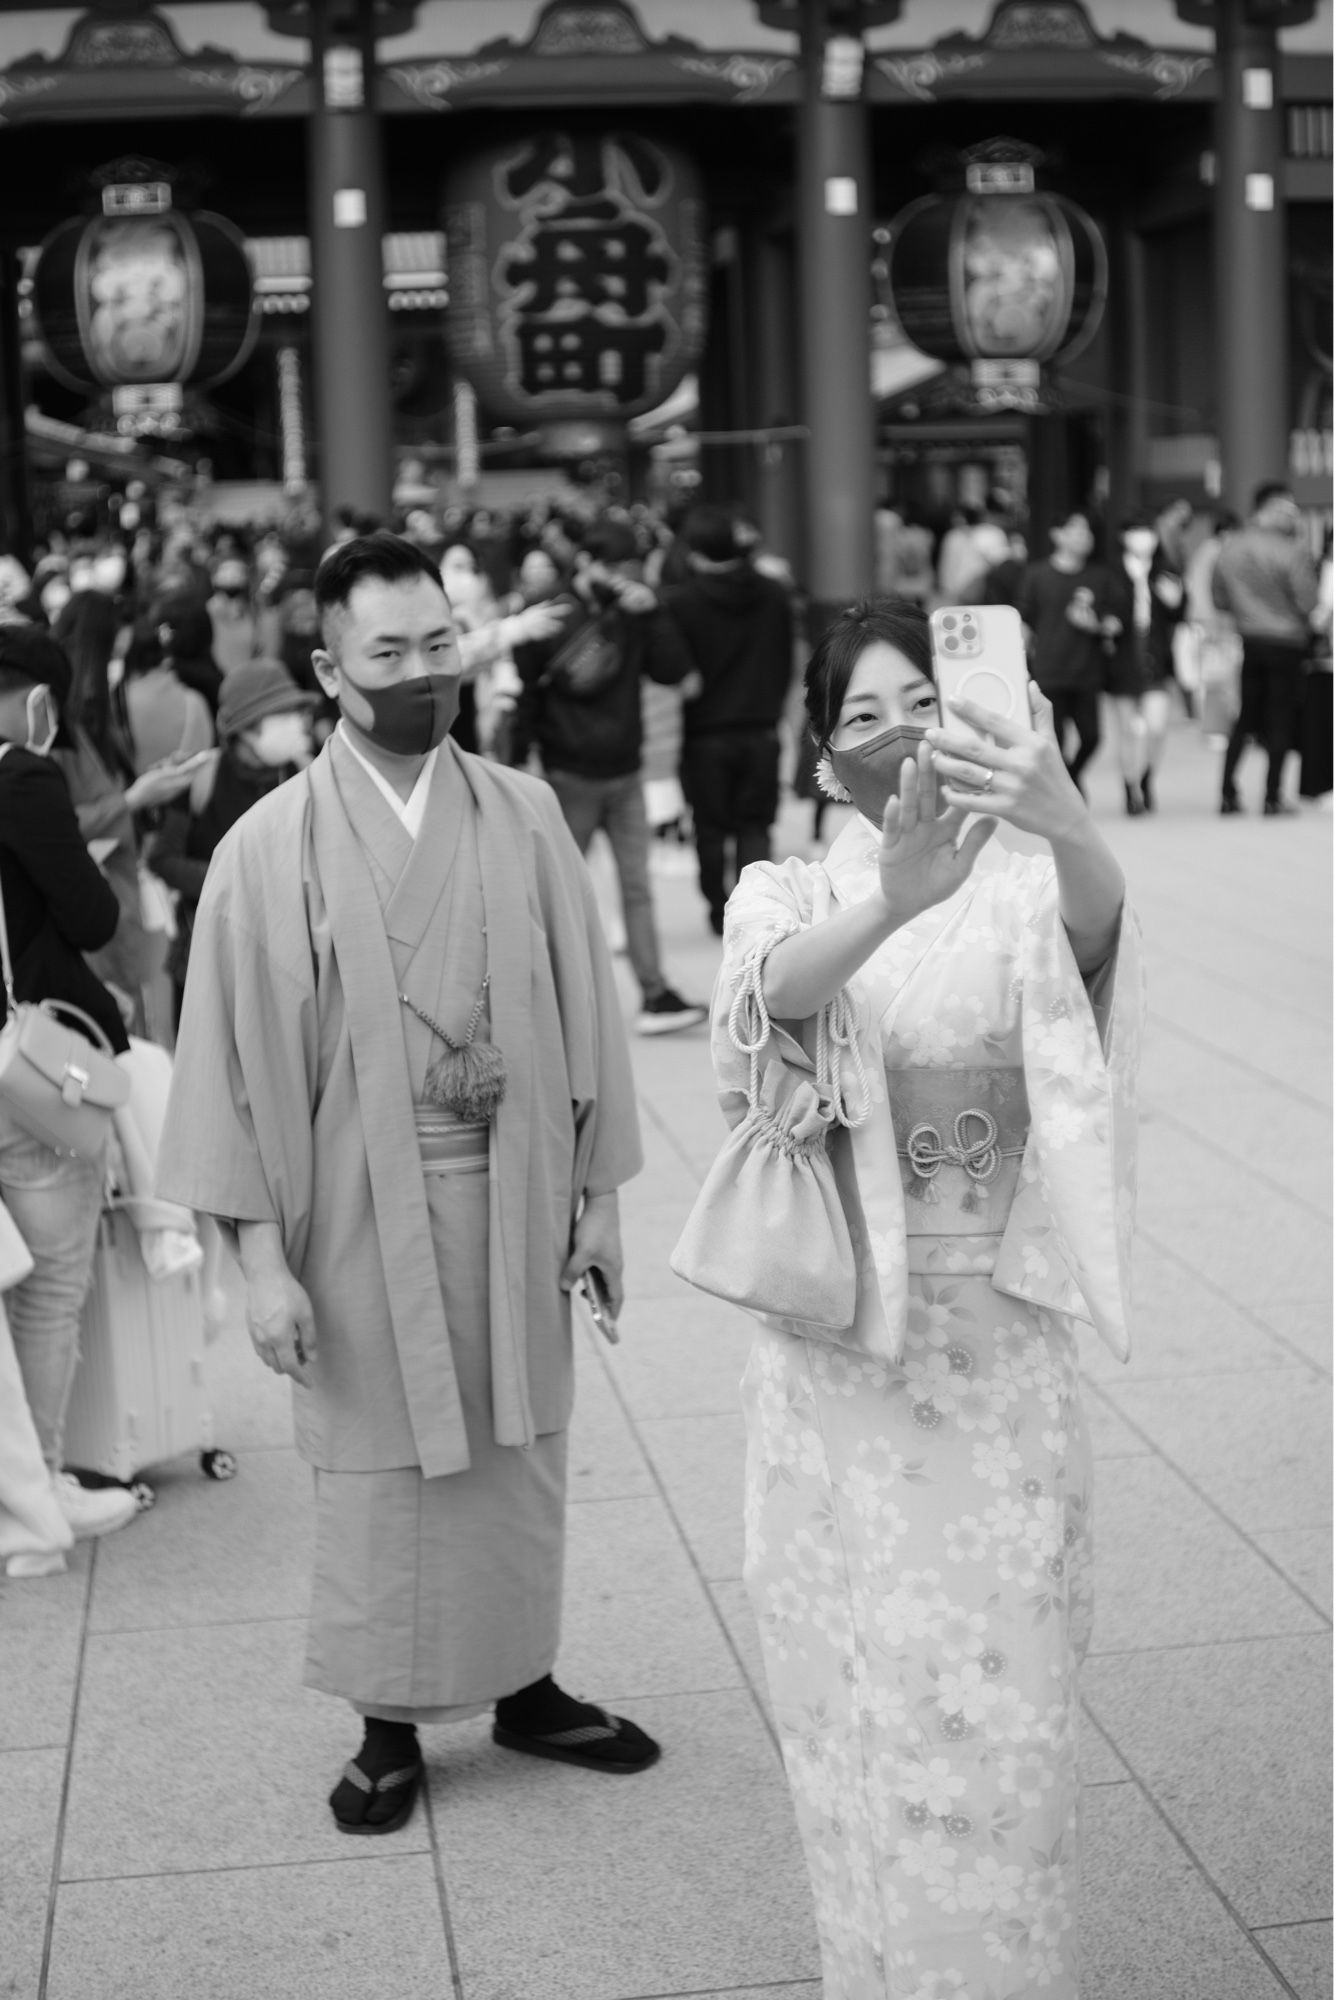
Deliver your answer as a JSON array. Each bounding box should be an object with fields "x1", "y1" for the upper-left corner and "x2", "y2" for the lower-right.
[
  {"x1": 444, "y1": 131, "x2": 707, "y2": 453},
  {"x1": 886, "y1": 159, "x2": 1106, "y2": 410},
  {"x1": 31, "y1": 204, "x2": 257, "y2": 396}
]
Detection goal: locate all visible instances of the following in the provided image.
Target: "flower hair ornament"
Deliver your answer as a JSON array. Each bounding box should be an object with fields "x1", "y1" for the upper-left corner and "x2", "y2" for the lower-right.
[{"x1": 815, "y1": 753, "x2": 852, "y2": 803}]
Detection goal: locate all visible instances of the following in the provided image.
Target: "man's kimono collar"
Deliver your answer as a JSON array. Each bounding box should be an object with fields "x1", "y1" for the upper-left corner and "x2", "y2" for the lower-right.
[{"x1": 308, "y1": 739, "x2": 540, "y2": 1473}]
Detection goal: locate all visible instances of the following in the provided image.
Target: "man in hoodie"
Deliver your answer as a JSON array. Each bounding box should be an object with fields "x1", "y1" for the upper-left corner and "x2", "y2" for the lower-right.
[
  {"x1": 1212, "y1": 481, "x2": 1319, "y2": 814},
  {"x1": 510, "y1": 517, "x2": 706, "y2": 1035},
  {"x1": 659, "y1": 507, "x2": 794, "y2": 935}
]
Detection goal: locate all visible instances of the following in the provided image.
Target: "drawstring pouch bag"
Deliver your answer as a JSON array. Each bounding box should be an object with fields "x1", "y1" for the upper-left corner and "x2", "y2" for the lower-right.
[
  {"x1": 0, "y1": 750, "x2": 130, "y2": 1160},
  {"x1": 671, "y1": 938, "x2": 868, "y2": 1333}
]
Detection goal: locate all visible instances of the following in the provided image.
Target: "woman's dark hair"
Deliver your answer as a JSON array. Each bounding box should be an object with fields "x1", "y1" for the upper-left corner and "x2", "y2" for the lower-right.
[
  {"x1": 152, "y1": 589, "x2": 214, "y2": 663},
  {"x1": 52, "y1": 590, "x2": 132, "y2": 779},
  {"x1": 314, "y1": 530, "x2": 443, "y2": 634},
  {"x1": 804, "y1": 597, "x2": 933, "y2": 751}
]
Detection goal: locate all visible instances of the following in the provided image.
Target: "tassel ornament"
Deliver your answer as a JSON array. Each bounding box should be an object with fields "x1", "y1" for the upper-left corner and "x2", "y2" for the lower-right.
[
  {"x1": 423, "y1": 1041, "x2": 507, "y2": 1121},
  {"x1": 400, "y1": 974, "x2": 507, "y2": 1121}
]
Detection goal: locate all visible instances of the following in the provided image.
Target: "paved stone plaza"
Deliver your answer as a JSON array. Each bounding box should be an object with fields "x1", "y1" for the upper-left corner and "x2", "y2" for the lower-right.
[{"x1": 2, "y1": 719, "x2": 1329, "y2": 2000}]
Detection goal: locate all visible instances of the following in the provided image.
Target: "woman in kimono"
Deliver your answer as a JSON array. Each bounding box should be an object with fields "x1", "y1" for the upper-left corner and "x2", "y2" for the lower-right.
[{"x1": 714, "y1": 600, "x2": 1141, "y2": 2000}]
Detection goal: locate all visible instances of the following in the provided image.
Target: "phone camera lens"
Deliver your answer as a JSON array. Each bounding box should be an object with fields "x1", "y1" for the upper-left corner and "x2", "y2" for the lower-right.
[
  {"x1": 941, "y1": 615, "x2": 957, "y2": 630},
  {"x1": 944, "y1": 635, "x2": 958, "y2": 651}
]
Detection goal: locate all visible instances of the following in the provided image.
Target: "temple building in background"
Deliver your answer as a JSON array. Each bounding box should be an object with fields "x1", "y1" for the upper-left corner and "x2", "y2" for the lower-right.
[{"x1": 0, "y1": 0, "x2": 1328, "y2": 617}]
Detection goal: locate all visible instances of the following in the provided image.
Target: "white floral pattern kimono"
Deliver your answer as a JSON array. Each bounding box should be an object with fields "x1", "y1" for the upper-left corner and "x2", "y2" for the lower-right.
[{"x1": 714, "y1": 821, "x2": 1143, "y2": 2000}]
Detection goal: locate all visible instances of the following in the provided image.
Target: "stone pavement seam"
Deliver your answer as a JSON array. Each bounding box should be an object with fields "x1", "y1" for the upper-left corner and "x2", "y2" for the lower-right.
[
  {"x1": 57, "y1": 1850, "x2": 438, "y2": 1886},
  {"x1": 1148, "y1": 1016, "x2": 1330, "y2": 1115},
  {"x1": 422, "y1": 1766, "x2": 466, "y2": 2000},
  {"x1": 1083, "y1": 1378, "x2": 1332, "y2": 1626},
  {"x1": 1145, "y1": 1106, "x2": 1332, "y2": 1226},
  {"x1": 1133, "y1": 1224, "x2": 1333, "y2": 1381},
  {"x1": 586, "y1": 1334, "x2": 780, "y2": 1760},
  {"x1": 609, "y1": 1981, "x2": 822, "y2": 2000},
  {"x1": 639, "y1": 1090, "x2": 711, "y2": 1180},
  {"x1": 35, "y1": 1545, "x2": 96, "y2": 2000},
  {"x1": 1077, "y1": 1699, "x2": 1306, "y2": 2000}
]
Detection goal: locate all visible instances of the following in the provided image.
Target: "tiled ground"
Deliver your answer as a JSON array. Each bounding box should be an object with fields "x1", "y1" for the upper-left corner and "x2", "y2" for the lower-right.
[{"x1": 1, "y1": 719, "x2": 1328, "y2": 2000}]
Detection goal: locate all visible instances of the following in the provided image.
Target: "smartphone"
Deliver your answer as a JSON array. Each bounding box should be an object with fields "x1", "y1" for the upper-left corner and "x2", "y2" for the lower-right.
[
  {"x1": 578, "y1": 1265, "x2": 620, "y2": 1345},
  {"x1": 170, "y1": 751, "x2": 213, "y2": 773},
  {"x1": 930, "y1": 605, "x2": 1033, "y2": 747}
]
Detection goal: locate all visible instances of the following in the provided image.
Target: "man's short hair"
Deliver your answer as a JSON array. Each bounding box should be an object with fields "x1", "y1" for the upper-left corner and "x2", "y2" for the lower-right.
[
  {"x1": 314, "y1": 531, "x2": 443, "y2": 638},
  {"x1": 681, "y1": 505, "x2": 741, "y2": 563},
  {"x1": 578, "y1": 518, "x2": 639, "y2": 567},
  {"x1": 1252, "y1": 480, "x2": 1292, "y2": 514}
]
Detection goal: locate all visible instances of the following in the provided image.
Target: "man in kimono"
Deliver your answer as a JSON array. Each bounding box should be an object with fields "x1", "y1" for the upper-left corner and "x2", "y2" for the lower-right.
[{"x1": 158, "y1": 532, "x2": 657, "y2": 1836}]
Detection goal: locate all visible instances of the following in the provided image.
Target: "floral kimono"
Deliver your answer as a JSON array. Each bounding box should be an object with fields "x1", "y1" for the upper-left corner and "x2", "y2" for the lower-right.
[{"x1": 714, "y1": 820, "x2": 1143, "y2": 2000}]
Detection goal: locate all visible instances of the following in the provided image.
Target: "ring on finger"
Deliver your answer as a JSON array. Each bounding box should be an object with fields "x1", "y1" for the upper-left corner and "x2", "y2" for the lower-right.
[{"x1": 979, "y1": 768, "x2": 995, "y2": 793}]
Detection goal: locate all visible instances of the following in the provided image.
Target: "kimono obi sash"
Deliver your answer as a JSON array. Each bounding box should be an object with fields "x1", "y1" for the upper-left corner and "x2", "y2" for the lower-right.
[
  {"x1": 888, "y1": 1066, "x2": 1029, "y2": 1247},
  {"x1": 414, "y1": 1106, "x2": 490, "y2": 1178}
]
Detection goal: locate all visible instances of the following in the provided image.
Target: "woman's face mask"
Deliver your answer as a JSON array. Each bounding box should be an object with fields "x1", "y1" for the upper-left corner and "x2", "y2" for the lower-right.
[
  {"x1": 338, "y1": 666, "x2": 461, "y2": 758},
  {"x1": 827, "y1": 723, "x2": 928, "y2": 827},
  {"x1": 25, "y1": 684, "x2": 58, "y2": 757},
  {"x1": 246, "y1": 710, "x2": 312, "y2": 769}
]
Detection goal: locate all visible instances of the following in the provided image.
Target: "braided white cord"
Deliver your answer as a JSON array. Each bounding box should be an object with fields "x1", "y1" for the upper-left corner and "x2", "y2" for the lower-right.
[
  {"x1": 817, "y1": 985, "x2": 872, "y2": 1130},
  {"x1": 727, "y1": 926, "x2": 870, "y2": 1129}
]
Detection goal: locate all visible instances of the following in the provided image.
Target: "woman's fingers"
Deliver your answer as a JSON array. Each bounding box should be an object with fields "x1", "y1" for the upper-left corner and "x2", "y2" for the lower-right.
[
  {"x1": 897, "y1": 752, "x2": 920, "y2": 835},
  {"x1": 943, "y1": 695, "x2": 1029, "y2": 749},
  {"x1": 931, "y1": 749, "x2": 1003, "y2": 791},
  {"x1": 916, "y1": 741, "x2": 940, "y2": 821}
]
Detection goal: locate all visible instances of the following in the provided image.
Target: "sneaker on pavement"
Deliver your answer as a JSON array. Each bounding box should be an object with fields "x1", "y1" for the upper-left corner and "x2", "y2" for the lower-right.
[
  {"x1": 636, "y1": 988, "x2": 708, "y2": 1036},
  {"x1": 54, "y1": 1472, "x2": 138, "y2": 1541}
]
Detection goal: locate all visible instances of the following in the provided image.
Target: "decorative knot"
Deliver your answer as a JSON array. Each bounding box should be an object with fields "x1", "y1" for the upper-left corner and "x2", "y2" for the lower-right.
[{"x1": 905, "y1": 1109, "x2": 1002, "y2": 1186}]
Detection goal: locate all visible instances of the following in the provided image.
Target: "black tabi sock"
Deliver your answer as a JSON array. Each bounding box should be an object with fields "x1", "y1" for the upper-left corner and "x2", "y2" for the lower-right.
[
  {"x1": 494, "y1": 1673, "x2": 608, "y2": 1737},
  {"x1": 358, "y1": 1716, "x2": 420, "y2": 1779}
]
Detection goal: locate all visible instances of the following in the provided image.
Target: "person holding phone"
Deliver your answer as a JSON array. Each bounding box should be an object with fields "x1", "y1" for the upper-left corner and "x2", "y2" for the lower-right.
[{"x1": 709, "y1": 598, "x2": 1139, "y2": 1999}]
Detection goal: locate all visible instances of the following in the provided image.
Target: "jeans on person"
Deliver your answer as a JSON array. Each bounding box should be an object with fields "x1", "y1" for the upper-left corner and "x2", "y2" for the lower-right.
[
  {"x1": 681, "y1": 729, "x2": 781, "y2": 926},
  {"x1": 544, "y1": 768, "x2": 664, "y2": 1001},
  {"x1": 1046, "y1": 690, "x2": 1101, "y2": 787},
  {"x1": 0, "y1": 1104, "x2": 105, "y2": 1471},
  {"x1": 1222, "y1": 639, "x2": 1308, "y2": 805}
]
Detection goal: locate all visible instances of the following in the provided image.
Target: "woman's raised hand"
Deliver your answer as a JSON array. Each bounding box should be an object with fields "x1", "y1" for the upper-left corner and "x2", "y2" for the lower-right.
[
  {"x1": 928, "y1": 683, "x2": 1087, "y2": 843},
  {"x1": 877, "y1": 742, "x2": 996, "y2": 924}
]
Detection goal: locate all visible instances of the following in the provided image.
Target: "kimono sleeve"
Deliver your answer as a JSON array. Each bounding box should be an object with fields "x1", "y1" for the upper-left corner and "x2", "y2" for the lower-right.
[
  {"x1": 155, "y1": 845, "x2": 317, "y2": 1239},
  {"x1": 533, "y1": 788, "x2": 643, "y2": 1200},
  {"x1": 711, "y1": 858, "x2": 818, "y2": 1129}
]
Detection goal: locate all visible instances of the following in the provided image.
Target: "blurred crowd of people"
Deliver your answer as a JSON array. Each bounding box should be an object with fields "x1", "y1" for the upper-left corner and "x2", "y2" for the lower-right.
[
  {"x1": 0, "y1": 469, "x2": 1326, "y2": 1579},
  {"x1": 878, "y1": 484, "x2": 1332, "y2": 817}
]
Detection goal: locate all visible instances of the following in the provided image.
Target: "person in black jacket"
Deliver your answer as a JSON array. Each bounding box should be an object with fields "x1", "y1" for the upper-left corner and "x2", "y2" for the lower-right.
[
  {"x1": 659, "y1": 507, "x2": 795, "y2": 935},
  {"x1": 0, "y1": 622, "x2": 139, "y2": 1562},
  {"x1": 511, "y1": 517, "x2": 706, "y2": 1035}
]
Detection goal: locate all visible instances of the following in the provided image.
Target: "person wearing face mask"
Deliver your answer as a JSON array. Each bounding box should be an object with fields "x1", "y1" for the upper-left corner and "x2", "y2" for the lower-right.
[
  {"x1": 143, "y1": 659, "x2": 317, "y2": 1024},
  {"x1": 207, "y1": 556, "x2": 258, "y2": 678},
  {"x1": 1212, "y1": 481, "x2": 1320, "y2": 815},
  {"x1": 1102, "y1": 516, "x2": 1184, "y2": 815},
  {"x1": 709, "y1": 597, "x2": 1139, "y2": 2000},
  {"x1": 156, "y1": 532, "x2": 655, "y2": 1838},
  {"x1": 0, "y1": 623, "x2": 141, "y2": 1568}
]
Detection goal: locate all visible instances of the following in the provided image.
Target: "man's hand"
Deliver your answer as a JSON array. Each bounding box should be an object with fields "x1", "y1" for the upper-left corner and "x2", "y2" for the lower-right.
[
  {"x1": 561, "y1": 1191, "x2": 624, "y2": 1320},
  {"x1": 238, "y1": 1222, "x2": 317, "y2": 1387}
]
